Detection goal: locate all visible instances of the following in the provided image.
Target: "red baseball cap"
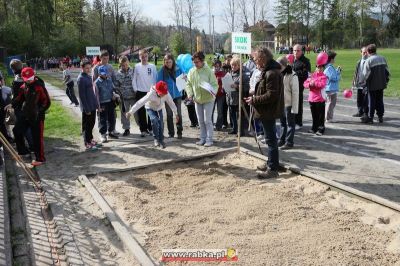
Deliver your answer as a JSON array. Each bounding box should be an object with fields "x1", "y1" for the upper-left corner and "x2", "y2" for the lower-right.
[
  {"x1": 155, "y1": 81, "x2": 168, "y2": 96},
  {"x1": 21, "y1": 67, "x2": 35, "y2": 82}
]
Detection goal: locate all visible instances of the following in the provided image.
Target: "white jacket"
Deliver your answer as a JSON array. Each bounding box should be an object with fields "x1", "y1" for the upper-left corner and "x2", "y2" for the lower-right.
[
  {"x1": 283, "y1": 72, "x2": 299, "y2": 114},
  {"x1": 128, "y1": 88, "x2": 177, "y2": 115}
]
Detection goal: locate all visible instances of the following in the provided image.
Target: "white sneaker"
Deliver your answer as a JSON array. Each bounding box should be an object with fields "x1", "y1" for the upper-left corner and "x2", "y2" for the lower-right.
[
  {"x1": 261, "y1": 139, "x2": 266, "y2": 144},
  {"x1": 154, "y1": 140, "x2": 160, "y2": 147},
  {"x1": 204, "y1": 142, "x2": 213, "y2": 147},
  {"x1": 100, "y1": 134, "x2": 108, "y2": 143},
  {"x1": 326, "y1": 119, "x2": 336, "y2": 123}
]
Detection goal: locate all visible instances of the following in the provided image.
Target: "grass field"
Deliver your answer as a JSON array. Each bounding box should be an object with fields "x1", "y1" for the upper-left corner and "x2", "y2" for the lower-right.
[
  {"x1": 294, "y1": 49, "x2": 400, "y2": 98},
  {"x1": 44, "y1": 100, "x2": 81, "y2": 141}
]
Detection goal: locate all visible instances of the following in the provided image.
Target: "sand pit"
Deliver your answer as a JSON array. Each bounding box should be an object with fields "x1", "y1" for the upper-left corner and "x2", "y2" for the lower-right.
[{"x1": 90, "y1": 153, "x2": 400, "y2": 265}]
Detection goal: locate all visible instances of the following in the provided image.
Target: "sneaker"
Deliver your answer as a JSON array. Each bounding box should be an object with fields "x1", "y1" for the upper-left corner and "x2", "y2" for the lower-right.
[
  {"x1": 352, "y1": 113, "x2": 362, "y2": 117},
  {"x1": 100, "y1": 134, "x2": 108, "y2": 143},
  {"x1": 308, "y1": 129, "x2": 316, "y2": 134},
  {"x1": 168, "y1": 135, "x2": 174, "y2": 138},
  {"x1": 204, "y1": 142, "x2": 213, "y2": 147},
  {"x1": 154, "y1": 140, "x2": 160, "y2": 147},
  {"x1": 257, "y1": 170, "x2": 279, "y2": 179},
  {"x1": 91, "y1": 140, "x2": 102, "y2": 147},
  {"x1": 295, "y1": 125, "x2": 302, "y2": 130},
  {"x1": 108, "y1": 133, "x2": 119, "y2": 139},
  {"x1": 260, "y1": 139, "x2": 266, "y2": 144},
  {"x1": 378, "y1": 117, "x2": 383, "y2": 123},
  {"x1": 257, "y1": 164, "x2": 268, "y2": 172},
  {"x1": 326, "y1": 119, "x2": 335, "y2": 123},
  {"x1": 31, "y1": 160, "x2": 45, "y2": 167},
  {"x1": 190, "y1": 124, "x2": 197, "y2": 128},
  {"x1": 316, "y1": 131, "x2": 323, "y2": 136},
  {"x1": 85, "y1": 144, "x2": 98, "y2": 151},
  {"x1": 111, "y1": 130, "x2": 120, "y2": 135},
  {"x1": 222, "y1": 125, "x2": 227, "y2": 129},
  {"x1": 196, "y1": 140, "x2": 206, "y2": 146},
  {"x1": 140, "y1": 131, "x2": 147, "y2": 137},
  {"x1": 257, "y1": 135, "x2": 265, "y2": 141},
  {"x1": 160, "y1": 142, "x2": 166, "y2": 149},
  {"x1": 177, "y1": 134, "x2": 182, "y2": 139},
  {"x1": 148, "y1": 130, "x2": 153, "y2": 136},
  {"x1": 123, "y1": 129, "x2": 130, "y2": 136},
  {"x1": 280, "y1": 144, "x2": 293, "y2": 150},
  {"x1": 361, "y1": 116, "x2": 373, "y2": 124}
]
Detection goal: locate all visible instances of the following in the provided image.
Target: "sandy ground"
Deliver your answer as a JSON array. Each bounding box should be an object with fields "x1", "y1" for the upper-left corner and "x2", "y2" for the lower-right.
[{"x1": 91, "y1": 153, "x2": 400, "y2": 266}]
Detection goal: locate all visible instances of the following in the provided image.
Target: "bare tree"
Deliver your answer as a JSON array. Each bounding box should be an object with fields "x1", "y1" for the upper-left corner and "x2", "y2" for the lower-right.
[
  {"x1": 259, "y1": 0, "x2": 269, "y2": 22},
  {"x1": 183, "y1": 0, "x2": 201, "y2": 53},
  {"x1": 94, "y1": 0, "x2": 106, "y2": 43},
  {"x1": 110, "y1": 0, "x2": 126, "y2": 54},
  {"x1": 238, "y1": 0, "x2": 249, "y2": 28},
  {"x1": 170, "y1": 0, "x2": 184, "y2": 32},
  {"x1": 223, "y1": 0, "x2": 236, "y2": 32},
  {"x1": 127, "y1": 0, "x2": 142, "y2": 52}
]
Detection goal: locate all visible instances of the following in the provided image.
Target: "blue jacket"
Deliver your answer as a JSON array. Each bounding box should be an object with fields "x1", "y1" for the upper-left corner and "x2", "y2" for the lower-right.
[
  {"x1": 77, "y1": 72, "x2": 98, "y2": 113},
  {"x1": 95, "y1": 76, "x2": 114, "y2": 104},
  {"x1": 324, "y1": 63, "x2": 341, "y2": 93},
  {"x1": 157, "y1": 67, "x2": 182, "y2": 99}
]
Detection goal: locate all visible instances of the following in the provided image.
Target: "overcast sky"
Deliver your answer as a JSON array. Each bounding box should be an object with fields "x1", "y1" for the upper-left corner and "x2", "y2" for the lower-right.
[{"x1": 139, "y1": 0, "x2": 277, "y2": 34}]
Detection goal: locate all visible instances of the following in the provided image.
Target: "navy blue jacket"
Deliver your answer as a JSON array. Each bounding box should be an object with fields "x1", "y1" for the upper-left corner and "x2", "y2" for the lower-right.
[{"x1": 77, "y1": 72, "x2": 98, "y2": 113}]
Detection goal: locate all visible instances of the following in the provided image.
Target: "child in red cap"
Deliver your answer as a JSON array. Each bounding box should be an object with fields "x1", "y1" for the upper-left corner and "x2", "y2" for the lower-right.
[
  {"x1": 126, "y1": 81, "x2": 179, "y2": 148},
  {"x1": 9, "y1": 67, "x2": 51, "y2": 166}
]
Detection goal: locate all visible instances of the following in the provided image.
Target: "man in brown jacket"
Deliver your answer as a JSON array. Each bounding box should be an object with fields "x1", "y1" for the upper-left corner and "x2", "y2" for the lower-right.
[{"x1": 245, "y1": 47, "x2": 284, "y2": 179}]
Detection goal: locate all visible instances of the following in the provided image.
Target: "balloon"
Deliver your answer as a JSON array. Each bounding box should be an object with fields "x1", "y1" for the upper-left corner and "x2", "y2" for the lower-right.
[
  {"x1": 181, "y1": 53, "x2": 193, "y2": 74},
  {"x1": 176, "y1": 54, "x2": 184, "y2": 69},
  {"x1": 343, "y1": 89, "x2": 353, "y2": 99}
]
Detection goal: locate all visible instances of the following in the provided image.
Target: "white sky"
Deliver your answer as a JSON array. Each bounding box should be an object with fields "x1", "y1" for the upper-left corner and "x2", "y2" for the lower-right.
[{"x1": 139, "y1": 0, "x2": 277, "y2": 34}]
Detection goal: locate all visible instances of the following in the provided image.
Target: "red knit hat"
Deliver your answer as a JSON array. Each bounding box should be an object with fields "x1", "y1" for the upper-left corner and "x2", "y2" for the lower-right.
[
  {"x1": 155, "y1": 81, "x2": 168, "y2": 95},
  {"x1": 21, "y1": 67, "x2": 35, "y2": 82}
]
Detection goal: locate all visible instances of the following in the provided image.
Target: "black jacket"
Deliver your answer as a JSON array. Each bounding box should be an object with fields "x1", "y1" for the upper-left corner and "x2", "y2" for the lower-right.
[{"x1": 292, "y1": 54, "x2": 311, "y2": 88}]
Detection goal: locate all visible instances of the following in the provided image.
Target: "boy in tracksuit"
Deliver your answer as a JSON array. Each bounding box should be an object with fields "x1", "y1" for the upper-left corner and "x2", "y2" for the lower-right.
[
  {"x1": 94, "y1": 65, "x2": 119, "y2": 143},
  {"x1": 9, "y1": 67, "x2": 51, "y2": 166},
  {"x1": 62, "y1": 63, "x2": 79, "y2": 106}
]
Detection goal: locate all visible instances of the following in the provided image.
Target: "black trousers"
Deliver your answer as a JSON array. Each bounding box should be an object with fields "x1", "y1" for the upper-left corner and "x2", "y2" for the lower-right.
[
  {"x1": 368, "y1": 90, "x2": 384, "y2": 119},
  {"x1": 66, "y1": 81, "x2": 79, "y2": 105},
  {"x1": 309, "y1": 102, "x2": 325, "y2": 133},
  {"x1": 186, "y1": 104, "x2": 198, "y2": 126},
  {"x1": 295, "y1": 86, "x2": 305, "y2": 126},
  {"x1": 13, "y1": 118, "x2": 45, "y2": 162},
  {"x1": 135, "y1": 91, "x2": 152, "y2": 132},
  {"x1": 82, "y1": 112, "x2": 96, "y2": 145}
]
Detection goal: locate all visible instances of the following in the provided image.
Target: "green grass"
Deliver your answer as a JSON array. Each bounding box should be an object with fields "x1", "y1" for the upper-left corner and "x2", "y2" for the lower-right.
[
  {"x1": 0, "y1": 64, "x2": 13, "y2": 86},
  {"x1": 44, "y1": 100, "x2": 81, "y2": 141},
  {"x1": 275, "y1": 49, "x2": 400, "y2": 98}
]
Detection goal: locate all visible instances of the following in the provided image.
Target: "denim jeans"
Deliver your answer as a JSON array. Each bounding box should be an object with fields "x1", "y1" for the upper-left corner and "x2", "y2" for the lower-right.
[
  {"x1": 279, "y1": 106, "x2": 296, "y2": 146},
  {"x1": 98, "y1": 101, "x2": 116, "y2": 135},
  {"x1": 147, "y1": 109, "x2": 164, "y2": 143},
  {"x1": 261, "y1": 118, "x2": 279, "y2": 171},
  {"x1": 195, "y1": 101, "x2": 214, "y2": 143},
  {"x1": 165, "y1": 97, "x2": 183, "y2": 137}
]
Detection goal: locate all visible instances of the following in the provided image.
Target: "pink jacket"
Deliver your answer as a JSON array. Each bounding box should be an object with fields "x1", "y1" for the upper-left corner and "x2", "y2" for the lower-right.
[{"x1": 304, "y1": 71, "x2": 327, "y2": 102}]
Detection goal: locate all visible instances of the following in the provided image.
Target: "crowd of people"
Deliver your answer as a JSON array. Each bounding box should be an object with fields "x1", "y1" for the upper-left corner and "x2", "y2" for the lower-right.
[{"x1": 0, "y1": 43, "x2": 390, "y2": 178}]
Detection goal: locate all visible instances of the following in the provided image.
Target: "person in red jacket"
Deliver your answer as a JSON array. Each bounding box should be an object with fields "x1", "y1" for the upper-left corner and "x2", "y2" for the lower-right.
[
  {"x1": 213, "y1": 60, "x2": 228, "y2": 131},
  {"x1": 9, "y1": 67, "x2": 51, "y2": 166}
]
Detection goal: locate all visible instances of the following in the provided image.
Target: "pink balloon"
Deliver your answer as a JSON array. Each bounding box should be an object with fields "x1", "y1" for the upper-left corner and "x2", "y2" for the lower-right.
[{"x1": 343, "y1": 89, "x2": 353, "y2": 98}]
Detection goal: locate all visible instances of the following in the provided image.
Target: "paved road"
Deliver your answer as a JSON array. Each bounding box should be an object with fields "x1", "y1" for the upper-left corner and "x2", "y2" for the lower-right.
[{"x1": 40, "y1": 69, "x2": 400, "y2": 204}]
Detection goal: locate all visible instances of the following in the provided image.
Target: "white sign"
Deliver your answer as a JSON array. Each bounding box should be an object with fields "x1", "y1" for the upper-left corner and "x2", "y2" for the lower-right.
[
  {"x1": 232, "y1": 32, "x2": 252, "y2": 54},
  {"x1": 86, "y1": 46, "x2": 101, "y2": 56},
  {"x1": 221, "y1": 73, "x2": 234, "y2": 93},
  {"x1": 175, "y1": 74, "x2": 187, "y2": 92}
]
